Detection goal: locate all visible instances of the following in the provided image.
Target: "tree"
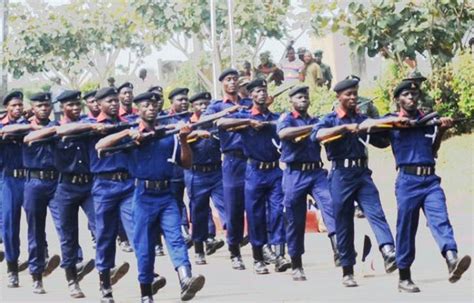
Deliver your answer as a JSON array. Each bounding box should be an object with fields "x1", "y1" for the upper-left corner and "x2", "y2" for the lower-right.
[
  {"x1": 134, "y1": 0, "x2": 290, "y2": 92},
  {"x1": 4, "y1": 0, "x2": 151, "y2": 88}
]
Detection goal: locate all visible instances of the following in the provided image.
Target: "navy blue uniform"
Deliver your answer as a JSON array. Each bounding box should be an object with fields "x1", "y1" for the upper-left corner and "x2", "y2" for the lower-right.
[
  {"x1": 23, "y1": 119, "x2": 63, "y2": 275},
  {"x1": 82, "y1": 113, "x2": 134, "y2": 272},
  {"x1": 0, "y1": 116, "x2": 28, "y2": 264},
  {"x1": 385, "y1": 112, "x2": 457, "y2": 269},
  {"x1": 128, "y1": 123, "x2": 191, "y2": 283},
  {"x1": 234, "y1": 108, "x2": 285, "y2": 247},
  {"x1": 53, "y1": 118, "x2": 96, "y2": 269},
  {"x1": 278, "y1": 111, "x2": 335, "y2": 258},
  {"x1": 184, "y1": 114, "x2": 226, "y2": 242},
  {"x1": 311, "y1": 108, "x2": 395, "y2": 267},
  {"x1": 204, "y1": 97, "x2": 253, "y2": 247}
]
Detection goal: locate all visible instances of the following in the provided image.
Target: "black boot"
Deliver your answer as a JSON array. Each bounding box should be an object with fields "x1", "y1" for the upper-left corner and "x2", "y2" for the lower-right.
[
  {"x1": 329, "y1": 234, "x2": 341, "y2": 267},
  {"x1": 76, "y1": 258, "x2": 95, "y2": 282},
  {"x1": 32, "y1": 273, "x2": 46, "y2": 294},
  {"x1": 182, "y1": 226, "x2": 193, "y2": 249},
  {"x1": 291, "y1": 256, "x2": 306, "y2": 281},
  {"x1": 252, "y1": 246, "x2": 269, "y2": 275},
  {"x1": 240, "y1": 234, "x2": 250, "y2": 247},
  {"x1": 99, "y1": 270, "x2": 114, "y2": 303},
  {"x1": 110, "y1": 262, "x2": 130, "y2": 285},
  {"x1": 7, "y1": 261, "x2": 19, "y2": 288},
  {"x1": 194, "y1": 241, "x2": 207, "y2": 265},
  {"x1": 381, "y1": 244, "x2": 397, "y2": 273},
  {"x1": 229, "y1": 244, "x2": 245, "y2": 270},
  {"x1": 445, "y1": 250, "x2": 471, "y2": 283},
  {"x1": 398, "y1": 268, "x2": 420, "y2": 293},
  {"x1": 274, "y1": 244, "x2": 291, "y2": 273},
  {"x1": 0, "y1": 250, "x2": 4, "y2": 262},
  {"x1": 152, "y1": 273, "x2": 167, "y2": 294},
  {"x1": 65, "y1": 267, "x2": 85, "y2": 298},
  {"x1": 140, "y1": 283, "x2": 154, "y2": 303},
  {"x1": 342, "y1": 266, "x2": 358, "y2": 287},
  {"x1": 43, "y1": 254, "x2": 61, "y2": 277},
  {"x1": 177, "y1": 266, "x2": 205, "y2": 301},
  {"x1": 262, "y1": 244, "x2": 277, "y2": 264},
  {"x1": 205, "y1": 237, "x2": 225, "y2": 255}
]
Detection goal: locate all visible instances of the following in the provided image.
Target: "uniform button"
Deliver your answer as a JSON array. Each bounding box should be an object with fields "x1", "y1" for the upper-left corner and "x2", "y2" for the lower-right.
[
  {"x1": 78, "y1": 160, "x2": 83, "y2": 164},
  {"x1": 77, "y1": 146, "x2": 81, "y2": 150}
]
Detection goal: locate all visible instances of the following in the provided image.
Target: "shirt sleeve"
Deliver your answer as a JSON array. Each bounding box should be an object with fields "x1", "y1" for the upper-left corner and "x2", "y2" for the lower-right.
[
  {"x1": 203, "y1": 102, "x2": 219, "y2": 116},
  {"x1": 276, "y1": 113, "x2": 292, "y2": 133},
  {"x1": 310, "y1": 114, "x2": 333, "y2": 142}
]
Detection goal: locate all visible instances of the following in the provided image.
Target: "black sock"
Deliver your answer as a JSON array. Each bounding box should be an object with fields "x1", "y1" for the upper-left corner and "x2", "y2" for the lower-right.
[
  {"x1": 291, "y1": 256, "x2": 302, "y2": 269},
  {"x1": 342, "y1": 266, "x2": 353, "y2": 277},
  {"x1": 140, "y1": 283, "x2": 152, "y2": 297},
  {"x1": 229, "y1": 244, "x2": 240, "y2": 258},
  {"x1": 399, "y1": 267, "x2": 411, "y2": 281}
]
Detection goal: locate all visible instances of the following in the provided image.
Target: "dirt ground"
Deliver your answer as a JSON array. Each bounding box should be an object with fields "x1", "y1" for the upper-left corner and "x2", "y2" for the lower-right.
[{"x1": 1, "y1": 133, "x2": 473, "y2": 302}]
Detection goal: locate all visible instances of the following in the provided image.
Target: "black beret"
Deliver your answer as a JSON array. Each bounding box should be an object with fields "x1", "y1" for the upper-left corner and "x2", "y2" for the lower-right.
[
  {"x1": 56, "y1": 90, "x2": 81, "y2": 103},
  {"x1": 30, "y1": 92, "x2": 51, "y2": 102},
  {"x1": 168, "y1": 87, "x2": 189, "y2": 100},
  {"x1": 393, "y1": 81, "x2": 419, "y2": 98},
  {"x1": 288, "y1": 86, "x2": 309, "y2": 97},
  {"x1": 246, "y1": 79, "x2": 267, "y2": 92},
  {"x1": 117, "y1": 82, "x2": 134, "y2": 92},
  {"x1": 147, "y1": 86, "x2": 163, "y2": 94},
  {"x1": 95, "y1": 87, "x2": 118, "y2": 100},
  {"x1": 333, "y1": 78, "x2": 359, "y2": 93},
  {"x1": 133, "y1": 92, "x2": 161, "y2": 103},
  {"x1": 218, "y1": 68, "x2": 239, "y2": 82},
  {"x1": 189, "y1": 92, "x2": 212, "y2": 103},
  {"x1": 2, "y1": 90, "x2": 23, "y2": 105},
  {"x1": 82, "y1": 90, "x2": 97, "y2": 100}
]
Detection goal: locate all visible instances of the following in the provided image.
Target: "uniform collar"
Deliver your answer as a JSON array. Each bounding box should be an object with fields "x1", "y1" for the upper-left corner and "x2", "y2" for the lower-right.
[
  {"x1": 291, "y1": 111, "x2": 310, "y2": 119},
  {"x1": 138, "y1": 120, "x2": 155, "y2": 132},
  {"x1": 1, "y1": 115, "x2": 11, "y2": 125},
  {"x1": 335, "y1": 106, "x2": 358, "y2": 119},
  {"x1": 190, "y1": 112, "x2": 200, "y2": 123},
  {"x1": 30, "y1": 117, "x2": 50, "y2": 127},
  {"x1": 88, "y1": 112, "x2": 98, "y2": 119},
  {"x1": 119, "y1": 106, "x2": 137, "y2": 117},
  {"x1": 251, "y1": 106, "x2": 270, "y2": 116},
  {"x1": 398, "y1": 108, "x2": 424, "y2": 118},
  {"x1": 223, "y1": 93, "x2": 239, "y2": 104},
  {"x1": 96, "y1": 112, "x2": 127, "y2": 123}
]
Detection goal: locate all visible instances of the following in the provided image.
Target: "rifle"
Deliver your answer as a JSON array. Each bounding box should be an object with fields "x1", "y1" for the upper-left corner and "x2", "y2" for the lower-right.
[
  {"x1": 156, "y1": 111, "x2": 190, "y2": 121},
  {"x1": 319, "y1": 111, "x2": 445, "y2": 145},
  {"x1": 97, "y1": 105, "x2": 241, "y2": 158}
]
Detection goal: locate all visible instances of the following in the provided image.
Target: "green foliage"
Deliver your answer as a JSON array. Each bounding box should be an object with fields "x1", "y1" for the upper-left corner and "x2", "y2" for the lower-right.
[
  {"x1": 311, "y1": 0, "x2": 473, "y2": 69},
  {"x1": 80, "y1": 82, "x2": 100, "y2": 93},
  {"x1": 5, "y1": 0, "x2": 149, "y2": 87},
  {"x1": 451, "y1": 52, "x2": 474, "y2": 120}
]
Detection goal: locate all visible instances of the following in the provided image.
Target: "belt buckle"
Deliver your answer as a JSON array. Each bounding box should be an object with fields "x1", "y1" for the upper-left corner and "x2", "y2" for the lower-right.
[
  {"x1": 302, "y1": 163, "x2": 307, "y2": 171},
  {"x1": 344, "y1": 159, "x2": 349, "y2": 168},
  {"x1": 40, "y1": 171, "x2": 45, "y2": 179},
  {"x1": 416, "y1": 167, "x2": 421, "y2": 176}
]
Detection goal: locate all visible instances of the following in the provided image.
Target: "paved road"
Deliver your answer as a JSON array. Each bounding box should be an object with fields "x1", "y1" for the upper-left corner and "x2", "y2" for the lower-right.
[{"x1": 1, "y1": 135, "x2": 473, "y2": 302}]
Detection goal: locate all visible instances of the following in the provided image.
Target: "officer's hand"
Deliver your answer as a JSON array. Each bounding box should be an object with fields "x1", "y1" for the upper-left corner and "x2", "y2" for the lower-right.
[
  {"x1": 30, "y1": 124, "x2": 44, "y2": 131},
  {"x1": 129, "y1": 129, "x2": 145, "y2": 142},
  {"x1": 179, "y1": 124, "x2": 192, "y2": 141},
  {"x1": 439, "y1": 117, "x2": 454, "y2": 129},
  {"x1": 250, "y1": 120, "x2": 264, "y2": 130},
  {"x1": 344, "y1": 123, "x2": 359, "y2": 133},
  {"x1": 358, "y1": 119, "x2": 378, "y2": 131},
  {"x1": 94, "y1": 123, "x2": 109, "y2": 134}
]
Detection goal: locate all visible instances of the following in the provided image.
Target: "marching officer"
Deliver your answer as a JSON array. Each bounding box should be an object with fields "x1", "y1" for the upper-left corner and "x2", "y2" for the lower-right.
[
  {"x1": 218, "y1": 79, "x2": 291, "y2": 275},
  {"x1": 164, "y1": 87, "x2": 193, "y2": 247},
  {"x1": 96, "y1": 91, "x2": 205, "y2": 302},
  {"x1": 384, "y1": 81, "x2": 471, "y2": 292},
  {"x1": 1, "y1": 91, "x2": 28, "y2": 287},
  {"x1": 117, "y1": 82, "x2": 138, "y2": 122},
  {"x1": 311, "y1": 77, "x2": 399, "y2": 287},
  {"x1": 204, "y1": 68, "x2": 253, "y2": 270},
  {"x1": 184, "y1": 92, "x2": 227, "y2": 265},
  {"x1": 84, "y1": 90, "x2": 100, "y2": 118},
  {"x1": 277, "y1": 86, "x2": 340, "y2": 281},
  {"x1": 22, "y1": 92, "x2": 61, "y2": 293},
  {"x1": 53, "y1": 90, "x2": 97, "y2": 298},
  {"x1": 61, "y1": 87, "x2": 138, "y2": 302}
]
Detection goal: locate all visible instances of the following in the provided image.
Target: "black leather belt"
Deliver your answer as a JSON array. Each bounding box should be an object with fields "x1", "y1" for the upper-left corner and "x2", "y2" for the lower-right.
[
  {"x1": 135, "y1": 179, "x2": 170, "y2": 191},
  {"x1": 224, "y1": 149, "x2": 247, "y2": 160},
  {"x1": 191, "y1": 163, "x2": 221, "y2": 173},
  {"x1": 59, "y1": 173, "x2": 92, "y2": 185},
  {"x1": 27, "y1": 169, "x2": 58, "y2": 180},
  {"x1": 3, "y1": 168, "x2": 26, "y2": 179},
  {"x1": 288, "y1": 161, "x2": 323, "y2": 171},
  {"x1": 248, "y1": 159, "x2": 279, "y2": 170},
  {"x1": 332, "y1": 158, "x2": 368, "y2": 169},
  {"x1": 96, "y1": 171, "x2": 131, "y2": 182},
  {"x1": 400, "y1": 165, "x2": 435, "y2": 176}
]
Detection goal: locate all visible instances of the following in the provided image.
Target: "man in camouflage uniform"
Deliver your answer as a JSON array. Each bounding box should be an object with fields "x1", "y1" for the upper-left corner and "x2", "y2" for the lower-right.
[{"x1": 314, "y1": 50, "x2": 333, "y2": 90}]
